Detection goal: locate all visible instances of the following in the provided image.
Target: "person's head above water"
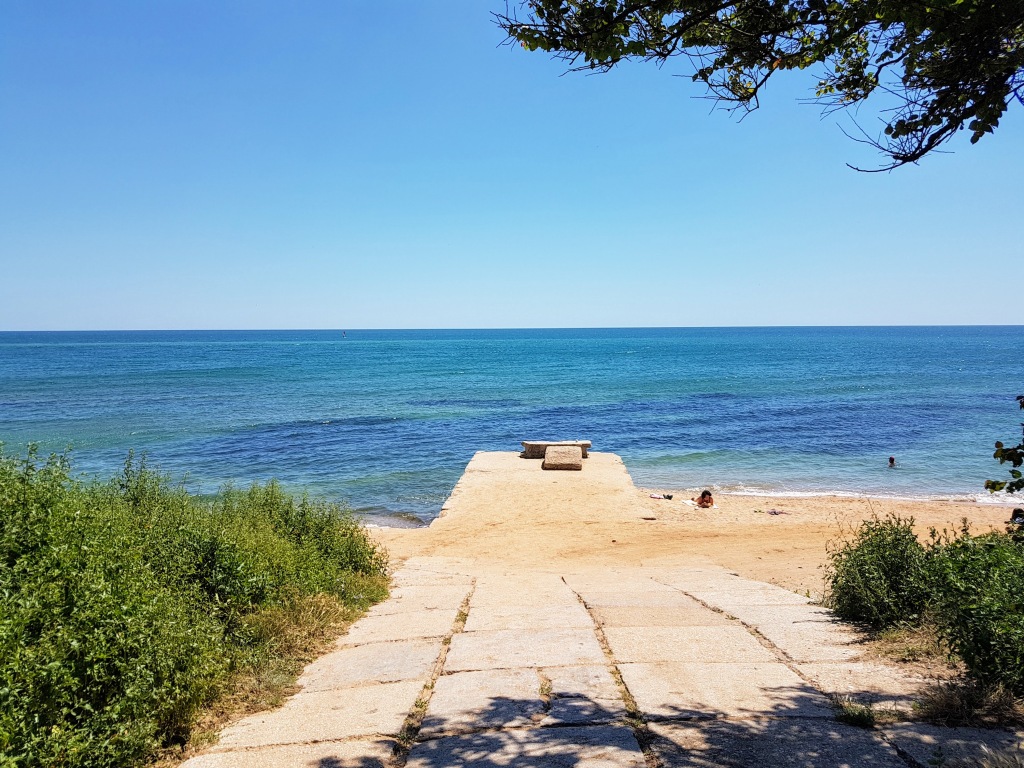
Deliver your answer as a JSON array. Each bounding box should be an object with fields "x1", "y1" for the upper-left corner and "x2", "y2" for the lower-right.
[{"x1": 888, "y1": 456, "x2": 896, "y2": 467}]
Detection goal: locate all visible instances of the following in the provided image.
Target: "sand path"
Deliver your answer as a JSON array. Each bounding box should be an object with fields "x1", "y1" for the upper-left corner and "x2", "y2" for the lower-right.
[{"x1": 183, "y1": 453, "x2": 1021, "y2": 767}]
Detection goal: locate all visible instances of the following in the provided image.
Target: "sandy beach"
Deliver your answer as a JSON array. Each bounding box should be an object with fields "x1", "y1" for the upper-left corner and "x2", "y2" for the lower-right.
[{"x1": 373, "y1": 452, "x2": 1014, "y2": 600}]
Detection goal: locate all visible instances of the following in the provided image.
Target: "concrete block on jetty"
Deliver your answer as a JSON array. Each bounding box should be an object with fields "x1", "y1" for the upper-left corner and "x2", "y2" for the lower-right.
[
  {"x1": 521, "y1": 440, "x2": 591, "y2": 459},
  {"x1": 542, "y1": 445, "x2": 584, "y2": 470}
]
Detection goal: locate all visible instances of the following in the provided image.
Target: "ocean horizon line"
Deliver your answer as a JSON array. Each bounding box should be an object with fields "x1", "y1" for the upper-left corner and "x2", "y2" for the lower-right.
[{"x1": 2, "y1": 323, "x2": 1023, "y2": 335}]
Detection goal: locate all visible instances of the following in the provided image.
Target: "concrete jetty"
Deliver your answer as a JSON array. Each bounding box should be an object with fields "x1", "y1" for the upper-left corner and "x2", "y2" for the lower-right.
[{"x1": 182, "y1": 453, "x2": 1023, "y2": 767}]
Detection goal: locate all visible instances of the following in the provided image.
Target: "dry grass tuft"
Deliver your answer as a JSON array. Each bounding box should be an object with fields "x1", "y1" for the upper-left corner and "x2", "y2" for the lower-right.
[
  {"x1": 831, "y1": 695, "x2": 878, "y2": 728},
  {"x1": 873, "y1": 622, "x2": 949, "y2": 664},
  {"x1": 949, "y1": 745, "x2": 1024, "y2": 768},
  {"x1": 915, "y1": 678, "x2": 1024, "y2": 728}
]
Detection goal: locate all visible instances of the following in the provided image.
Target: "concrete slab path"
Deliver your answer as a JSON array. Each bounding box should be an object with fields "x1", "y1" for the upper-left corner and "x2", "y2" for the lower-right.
[{"x1": 183, "y1": 453, "x2": 1022, "y2": 767}]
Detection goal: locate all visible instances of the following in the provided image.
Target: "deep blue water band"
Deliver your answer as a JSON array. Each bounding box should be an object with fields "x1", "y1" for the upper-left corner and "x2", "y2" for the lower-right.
[{"x1": 1, "y1": 327, "x2": 1021, "y2": 523}]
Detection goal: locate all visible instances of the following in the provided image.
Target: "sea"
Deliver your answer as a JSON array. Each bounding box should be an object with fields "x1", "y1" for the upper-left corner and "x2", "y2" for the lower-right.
[{"x1": 1, "y1": 327, "x2": 1021, "y2": 525}]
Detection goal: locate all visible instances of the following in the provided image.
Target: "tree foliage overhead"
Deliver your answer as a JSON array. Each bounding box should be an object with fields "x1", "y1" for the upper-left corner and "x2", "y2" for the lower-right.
[
  {"x1": 986, "y1": 395, "x2": 1024, "y2": 495},
  {"x1": 498, "y1": 0, "x2": 1024, "y2": 169}
]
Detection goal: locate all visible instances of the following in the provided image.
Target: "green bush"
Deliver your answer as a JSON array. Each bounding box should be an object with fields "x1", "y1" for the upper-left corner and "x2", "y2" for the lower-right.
[
  {"x1": 828, "y1": 510, "x2": 1024, "y2": 698},
  {"x1": 0, "y1": 448, "x2": 388, "y2": 768},
  {"x1": 826, "y1": 514, "x2": 930, "y2": 629},
  {"x1": 929, "y1": 526, "x2": 1024, "y2": 695}
]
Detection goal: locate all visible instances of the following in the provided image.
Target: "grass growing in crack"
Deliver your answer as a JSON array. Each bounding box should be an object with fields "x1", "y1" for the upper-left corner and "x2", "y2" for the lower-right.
[
  {"x1": 398, "y1": 694, "x2": 432, "y2": 746},
  {"x1": 394, "y1": 587, "x2": 473, "y2": 763},
  {"x1": 831, "y1": 695, "x2": 878, "y2": 728},
  {"x1": 539, "y1": 678, "x2": 553, "y2": 699}
]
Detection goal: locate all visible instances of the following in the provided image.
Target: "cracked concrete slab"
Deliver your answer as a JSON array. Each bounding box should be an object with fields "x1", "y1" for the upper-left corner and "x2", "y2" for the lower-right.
[
  {"x1": 659, "y1": 573, "x2": 812, "y2": 608},
  {"x1": 445, "y1": 628, "x2": 606, "y2": 671},
  {"x1": 602, "y1": 625, "x2": 778, "y2": 663},
  {"x1": 180, "y1": 738, "x2": 395, "y2": 767},
  {"x1": 462, "y1": 603, "x2": 593, "y2": 632},
  {"x1": 619, "y1": 661, "x2": 829, "y2": 718},
  {"x1": 648, "y1": 719, "x2": 907, "y2": 767},
  {"x1": 296, "y1": 637, "x2": 439, "y2": 692},
  {"x1": 572, "y1": 588, "x2": 698, "y2": 609},
  {"x1": 391, "y1": 571, "x2": 473, "y2": 585},
  {"x1": 407, "y1": 725, "x2": 646, "y2": 768},
  {"x1": 373, "y1": 585, "x2": 473, "y2": 614},
  {"x1": 339, "y1": 607, "x2": 459, "y2": 645},
  {"x1": 589, "y1": 604, "x2": 732, "y2": 628},
  {"x1": 714, "y1": 604, "x2": 866, "y2": 663},
  {"x1": 882, "y1": 723, "x2": 1024, "y2": 766},
  {"x1": 542, "y1": 665, "x2": 627, "y2": 725},
  {"x1": 796, "y1": 661, "x2": 923, "y2": 708},
  {"x1": 390, "y1": 568, "x2": 474, "y2": 588},
  {"x1": 213, "y1": 680, "x2": 423, "y2": 748},
  {"x1": 745, "y1": 624, "x2": 863, "y2": 663},
  {"x1": 685, "y1": 585, "x2": 813, "y2": 608},
  {"x1": 420, "y1": 668, "x2": 544, "y2": 736},
  {"x1": 468, "y1": 582, "x2": 581, "y2": 608}
]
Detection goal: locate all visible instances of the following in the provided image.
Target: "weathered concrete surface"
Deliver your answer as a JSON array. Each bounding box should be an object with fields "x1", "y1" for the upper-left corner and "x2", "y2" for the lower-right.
[
  {"x1": 601, "y1": 626, "x2": 778, "y2": 664},
  {"x1": 212, "y1": 680, "x2": 424, "y2": 749},
  {"x1": 374, "y1": 584, "x2": 473, "y2": 613},
  {"x1": 296, "y1": 637, "x2": 440, "y2": 691},
  {"x1": 619, "y1": 661, "x2": 829, "y2": 718},
  {"x1": 390, "y1": 561, "x2": 475, "y2": 587},
  {"x1": 406, "y1": 726, "x2": 645, "y2": 768},
  {"x1": 420, "y1": 668, "x2": 544, "y2": 735},
  {"x1": 543, "y1": 665, "x2": 626, "y2": 725},
  {"x1": 445, "y1": 627, "x2": 606, "y2": 671},
  {"x1": 689, "y1": 603, "x2": 866, "y2": 663},
  {"x1": 462, "y1": 603, "x2": 593, "y2": 631},
  {"x1": 185, "y1": 454, "x2": 1013, "y2": 768},
  {"x1": 338, "y1": 608, "x2": 460, "y2": 645},
  {"x1": 882, "y1": 723, "x2": 1024, "y2": 766},
  {"x1": 574, "y1": 589, "x2": 699, "y2": 608},
  {"x1": 469, "y1": 575, "x2": 582, "y2": 607},
  {"x1": 797, "y1": 661, "x2": 925, "y2": 709},
  {"x1": 181, "y1": 738, "x2": 395, "y2": 767},
  {"x1": 589, "y1": 604, "x2": 732, "y2": 628},
  {"x1": 648, "y1": 720, "x2": 908, "y2": 767}
]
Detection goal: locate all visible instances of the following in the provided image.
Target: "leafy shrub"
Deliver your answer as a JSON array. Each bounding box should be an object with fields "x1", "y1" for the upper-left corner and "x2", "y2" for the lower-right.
[
  {"x1": 0, "y1": 448, "x2": 388, "y2": 768},
  {"x1": 929, "y1": 526, "x2": 1024, "y2": 695},
  {"x1": 826, "y1": 514, "x2": 930, "y2": 629}
]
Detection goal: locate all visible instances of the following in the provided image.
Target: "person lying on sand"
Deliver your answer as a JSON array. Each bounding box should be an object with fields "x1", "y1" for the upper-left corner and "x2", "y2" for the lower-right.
[{"x1": 692, "y1": 490, "x2": 715, "y2": 508}]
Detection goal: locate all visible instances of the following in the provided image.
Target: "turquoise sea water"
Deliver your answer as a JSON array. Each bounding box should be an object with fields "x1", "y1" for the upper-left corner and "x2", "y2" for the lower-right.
[{"x1": 1, "y1": 327, "x2": 1021, "y2": 524}]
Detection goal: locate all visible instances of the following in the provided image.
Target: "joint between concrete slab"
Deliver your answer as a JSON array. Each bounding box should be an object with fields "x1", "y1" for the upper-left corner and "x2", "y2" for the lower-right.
[
  {"x1": 413, "y1": 718, "x2": 639, "y2": 745},
  {"x1": 562, "y1": 576, "x2": 665, "y2": 768},
  {"x1": 391, "y1": 579, "x2": 476, "y2": 766},
  {"x1": 658, "y1": 579, "x2": 817, "y2": 682},
  {"x1": 877, "y1": 731, "x2": 933, "y2": 768},
  {"x1": 205, "y1": 733, "x2": 397, "y2": 755}
]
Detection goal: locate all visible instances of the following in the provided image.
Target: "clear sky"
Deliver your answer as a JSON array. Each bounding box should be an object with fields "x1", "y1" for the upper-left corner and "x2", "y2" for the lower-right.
[{"x1": 1, "y1": 1, "x2": 1021, "y2": 330}]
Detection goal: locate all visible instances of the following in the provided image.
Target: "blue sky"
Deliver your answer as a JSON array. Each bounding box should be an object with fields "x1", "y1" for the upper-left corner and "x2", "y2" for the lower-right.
[{"x1": 1, "y1": 1, "x2": 1021, "y2": 330}]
